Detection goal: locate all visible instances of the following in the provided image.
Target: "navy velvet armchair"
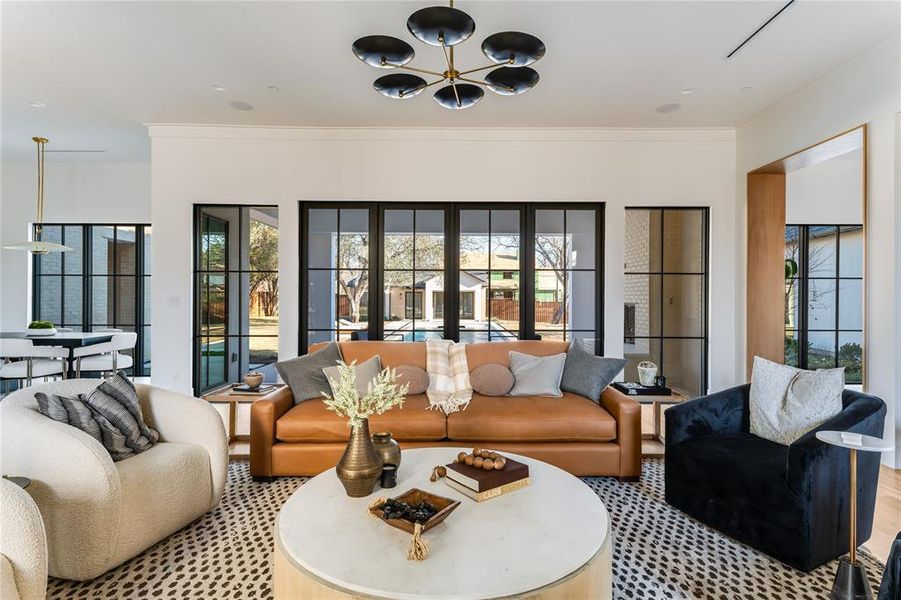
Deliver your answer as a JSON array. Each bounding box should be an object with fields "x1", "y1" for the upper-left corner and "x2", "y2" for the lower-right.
[{"x1": 665, "y1": 383, "x2": 887, "y2": 572}]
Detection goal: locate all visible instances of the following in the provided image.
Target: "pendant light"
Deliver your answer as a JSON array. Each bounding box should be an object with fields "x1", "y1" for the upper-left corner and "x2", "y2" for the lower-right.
[{"x1": 3, "y1": 137, "x2": 72, "y2": 254}]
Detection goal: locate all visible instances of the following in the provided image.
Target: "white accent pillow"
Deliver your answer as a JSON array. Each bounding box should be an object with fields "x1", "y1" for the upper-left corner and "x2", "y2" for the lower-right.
[
  {"x1": 322, "y1": 355, "x2": 382, "y2": 399},
  {"x1": 749, "y1": 356, "x2": 844, "y2": 446},
  {"x1": 508, "y1": 351, "x2": 567, "y2": 397}
]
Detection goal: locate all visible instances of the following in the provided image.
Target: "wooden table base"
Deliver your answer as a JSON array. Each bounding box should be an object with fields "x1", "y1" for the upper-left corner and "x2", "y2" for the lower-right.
[{"x1": 273, "y1": 530, "x2": 612, "y2": 600}]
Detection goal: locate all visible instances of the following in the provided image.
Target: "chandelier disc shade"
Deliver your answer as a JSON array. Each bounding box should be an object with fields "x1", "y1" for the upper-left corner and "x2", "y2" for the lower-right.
[
  {"x1": 433, "y1": 83, "x2": 483, "y2": 109},
  {"x1": 481, "y1": 31, "x2": 546, "y2": 67},
  {"x1": 374, "y1": 73, "x2": 428, "y2": 98},
  {"x1": 406, "y1": 6, "x2": 476, "y2": 46},
  {"x1": 353, "y1": 2, "x2": 544, "y2": 110},
  {"x1": 485, "y1": 66, "x2": 539, "y2": 95},
  {"x1": 352, "y1": 35, "x2": 416, "y2": 68}
]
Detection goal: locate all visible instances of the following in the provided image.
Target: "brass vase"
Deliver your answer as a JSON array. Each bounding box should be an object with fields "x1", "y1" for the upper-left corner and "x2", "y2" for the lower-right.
[
  {"x1": 336, "y1": 419, "x2": 383, "y2": 497},
  {"x1": 371, "y1": 431, "x2": 402, "y2": 470}
]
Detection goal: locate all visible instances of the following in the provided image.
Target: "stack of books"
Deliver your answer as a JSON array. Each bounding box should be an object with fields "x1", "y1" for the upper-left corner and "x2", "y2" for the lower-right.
[{"x1": 443, "y1": 456, "x2": 531, "y2": 502}]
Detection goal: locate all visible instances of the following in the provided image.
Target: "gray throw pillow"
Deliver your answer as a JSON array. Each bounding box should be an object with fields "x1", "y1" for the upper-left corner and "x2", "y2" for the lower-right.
[
  {"x1": 560, "y1": 342, "x2": 627, "y2": 401},
  {"x1": 508, "y1": 351, "x2": 567, "y2": 397},
  {"x1": 323, "y1": 355, "x2": 382, "y2": 399},
  {"x1": 276, "y1": 342, "x2": 343, "y2": 403},
  {"x1": 35, "y1": 373, "x2": 159, "y2": 461}
]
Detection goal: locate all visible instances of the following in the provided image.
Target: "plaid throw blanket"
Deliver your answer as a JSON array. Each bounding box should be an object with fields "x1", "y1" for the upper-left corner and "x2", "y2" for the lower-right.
[{"x1": 425, "y1": 340, "x2": 472, "y2": 415}]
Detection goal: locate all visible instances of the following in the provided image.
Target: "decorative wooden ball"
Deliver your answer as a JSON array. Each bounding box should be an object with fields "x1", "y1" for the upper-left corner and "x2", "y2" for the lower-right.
[
  {"x1": 494, "y1": 457, "x2": 506, "y2": 469},
  {"x1": 464, "y1": 455, "x2": 475, "y2": 466},
  {"x1": 436, "y1": 465, "x2": 447, "y2": 477},
  {"x1": 472, "y1": 448, "x2": 482, "y2": 456},
  {"x1": 482, "y1": 458, "x2": 495, "y2": 470},
  {"x1": 473, "y1": 456, "x2": 484, "y2": 468},
  {"x1": 457, "y1": 452, "x2": 468, "y2": 463},
  {"x1": 489, "y1": 452, "x2": 499, "y2": 460}
]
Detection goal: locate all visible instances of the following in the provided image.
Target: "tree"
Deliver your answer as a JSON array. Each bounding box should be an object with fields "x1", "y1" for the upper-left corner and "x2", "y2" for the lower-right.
[{"x1": 249, "y1": 220, "x2": 279, "y2": 316}]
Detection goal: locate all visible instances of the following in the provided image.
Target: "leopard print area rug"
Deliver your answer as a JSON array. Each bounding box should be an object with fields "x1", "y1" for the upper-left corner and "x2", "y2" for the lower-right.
[{"x1": 47, "y1": 459, "x2": 885, "y2": 599}]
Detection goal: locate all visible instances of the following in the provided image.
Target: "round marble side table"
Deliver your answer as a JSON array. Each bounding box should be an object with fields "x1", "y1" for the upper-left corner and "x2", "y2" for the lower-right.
[
  {"x1": 274, "y1": 447, "x2": 612, "y2": 599},
  {"x1": 815, "y1": 430, "x2": 893, "y2": 600}
]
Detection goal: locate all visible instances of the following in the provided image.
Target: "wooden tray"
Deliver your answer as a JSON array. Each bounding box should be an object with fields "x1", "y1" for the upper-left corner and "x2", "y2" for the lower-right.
[{"x1": 369, "y1": 488, "x2": 461, "y2": 534}]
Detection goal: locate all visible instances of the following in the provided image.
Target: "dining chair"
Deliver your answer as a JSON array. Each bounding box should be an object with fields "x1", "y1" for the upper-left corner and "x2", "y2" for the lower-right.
[
  {"x1": 0, "y1": 339, "x2": 68, "y2": 391},
  {"x1": 72, "y1": 332, "x2": 137, "y2": 379}
]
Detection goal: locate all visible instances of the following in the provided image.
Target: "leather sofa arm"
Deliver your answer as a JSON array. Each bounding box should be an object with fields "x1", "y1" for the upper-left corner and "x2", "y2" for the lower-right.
[
  {"x1": 250, "y1": 387, "x2": 294, "y2": 478},
  {"x1": 600, "y1": 387, "x2": 642, "y2": 479},
  {"x1": 665, "y1": 384, "x2": 749, "y2": 446}
]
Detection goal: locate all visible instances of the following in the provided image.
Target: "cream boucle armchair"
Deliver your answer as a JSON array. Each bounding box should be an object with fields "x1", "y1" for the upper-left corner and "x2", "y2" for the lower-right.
[
  {"x1": 1, "y1": 478, "x2": 47, "y2": 600},
  {"x1": 0, "y1": 380, "x2": 228, "y2": 581}
]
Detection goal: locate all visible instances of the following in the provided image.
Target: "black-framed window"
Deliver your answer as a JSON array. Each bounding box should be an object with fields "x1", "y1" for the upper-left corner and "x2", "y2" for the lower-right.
[
  {"x1": 193, "y1": 205, "x2": 279, "y2": 395},
  {"x1": 299, "y1": 202, "x2": 604, "y2": 353},
  {"x1": 623, "y1": 208, "x2": 709, "y2": 397},
  {"x1": 32, "y1": 223, "x2": 152, "y2": 376},
  {"x1": 784, "y1": 224, "x2": 863, "y2": 383}
]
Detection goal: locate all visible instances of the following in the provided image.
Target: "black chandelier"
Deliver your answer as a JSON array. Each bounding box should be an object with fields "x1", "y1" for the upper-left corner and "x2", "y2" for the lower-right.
[{"x1": 352, "y1": 0, "x2": 545, "y2": 110}]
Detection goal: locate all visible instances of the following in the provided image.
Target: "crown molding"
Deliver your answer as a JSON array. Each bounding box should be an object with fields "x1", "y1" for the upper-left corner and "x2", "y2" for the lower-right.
[{"x1": 146, "y1": 123, "x2": 736, "y2": 143}]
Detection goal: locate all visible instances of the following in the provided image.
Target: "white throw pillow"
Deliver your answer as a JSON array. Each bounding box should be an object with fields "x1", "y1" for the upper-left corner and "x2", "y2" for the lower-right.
[
  {"x1": 749, "y1": 356, "x2": 844, "y2": 446},
  {"x1": 322, "y1": 355, "x2": 382, "y2": 399},
  {"x1": 507, "y1": 351, "x2": 567, "y2": 397}
]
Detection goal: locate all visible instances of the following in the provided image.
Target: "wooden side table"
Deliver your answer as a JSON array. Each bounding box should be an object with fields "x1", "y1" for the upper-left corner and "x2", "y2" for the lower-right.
[
  {"x1": 628, "y1": 390, "x2": 687, "y2": 457},
  {"x1": 203, "y1": 384, "x2": 287, "y2": 460}
]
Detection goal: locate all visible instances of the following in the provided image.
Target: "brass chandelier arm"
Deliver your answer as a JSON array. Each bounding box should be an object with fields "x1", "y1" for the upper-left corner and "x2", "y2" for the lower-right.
[
  {"x1": 440, "y1": 38, "x2": 461, "y2": 107},
  {"x1": 394, "y1": 64, "x2": 445, "y2": 77},
  {"x1": 399, "y1": 77, "x2": 447, "y2": 98},
  {"x1": 456, "y1": 59, "x2": 514, "y2": 77},
  {"x1": 456, "y1": 76, "x2": 514, "y2": 93}
]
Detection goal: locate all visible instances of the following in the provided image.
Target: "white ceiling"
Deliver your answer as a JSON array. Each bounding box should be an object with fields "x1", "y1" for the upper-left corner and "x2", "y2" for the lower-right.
[{"x1": 2, "y1": 1, "x2": 898, "y2": 161}]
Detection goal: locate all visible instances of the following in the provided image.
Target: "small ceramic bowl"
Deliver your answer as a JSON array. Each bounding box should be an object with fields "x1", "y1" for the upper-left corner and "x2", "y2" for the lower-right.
[{"x1": 244, "y1": 372, "x2": 263, "y2": 389}]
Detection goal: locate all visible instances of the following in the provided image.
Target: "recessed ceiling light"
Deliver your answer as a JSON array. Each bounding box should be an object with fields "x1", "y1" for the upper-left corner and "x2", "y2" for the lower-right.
[
  {"x1": 228, "y1": 100, "x2": 254, "y2": 111},
  {"x1": 211, "y1": 84, "x2": 227, "y2": 92},
  {"x1": 655, "y1": 102, "x2": 681, "y2": 114},
  {"x1": 741, "y1": 86, "x2": 753, "y2": 93},
  {"x1": 267, "y1": 85, "x2": 280, "y2": 93},
  {"x1": 680, "y1": 88, "x2": 695, "y2": 95},
  {"x1": 27, "y1": 100, "x2": 46, "y2": 109}
]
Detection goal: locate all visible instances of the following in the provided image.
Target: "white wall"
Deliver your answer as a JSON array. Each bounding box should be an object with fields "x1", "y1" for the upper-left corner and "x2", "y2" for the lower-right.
[
  {"x1": 0, "y1": 161, "x2": 151, "y2": 329},
  {"x1": 148, "y1": 126, "x2": 737, "y2": 395},
  {"x1": 786, "y1": 148, "x2": 863, "y2": 224},
  {"x1": 736, "y1": 35, "x2": 901, "y2": 467}
]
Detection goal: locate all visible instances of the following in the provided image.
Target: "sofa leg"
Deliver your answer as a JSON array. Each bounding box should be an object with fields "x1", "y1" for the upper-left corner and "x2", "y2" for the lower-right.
[
  {"x1": 618, "y1": 476, "x2": 640, "y2": 483},
  {"x1": 253, "y1": 476, "x2": 275, "y2": 483}
]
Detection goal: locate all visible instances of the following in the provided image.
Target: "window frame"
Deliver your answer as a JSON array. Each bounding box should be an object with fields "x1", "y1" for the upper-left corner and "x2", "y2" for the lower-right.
[
  {"x1": 298, "y1": 201, "x2": 605, "y2": 353},
  {"x1": 192, "y1": 204, "x2": 280, "y2": 395},
  {"x1": 31, "y1": 222, "x2": 152, "y2": 377},
  {"x1": 623, "y1": 207, "x2": 710, "y2": 396},
  {"x1": 785, "y1": 223, "x2": 864, "y2": 381}
]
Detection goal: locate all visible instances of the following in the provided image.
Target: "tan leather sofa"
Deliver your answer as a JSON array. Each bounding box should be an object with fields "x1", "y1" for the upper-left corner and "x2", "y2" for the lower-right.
[{"x1": 251, "y1": 340, "x2": 641, "y2": 480}]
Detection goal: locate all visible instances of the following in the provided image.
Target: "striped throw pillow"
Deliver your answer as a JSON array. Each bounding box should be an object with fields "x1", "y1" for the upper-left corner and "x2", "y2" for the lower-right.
[{"x1": 35, "y1": 374, "x2": 159, "y2": 461}]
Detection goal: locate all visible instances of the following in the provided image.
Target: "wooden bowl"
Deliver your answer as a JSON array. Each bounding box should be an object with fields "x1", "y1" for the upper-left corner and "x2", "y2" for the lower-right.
[{"x1": 369, "y1": 488, "x2": 461, "y2": 534}]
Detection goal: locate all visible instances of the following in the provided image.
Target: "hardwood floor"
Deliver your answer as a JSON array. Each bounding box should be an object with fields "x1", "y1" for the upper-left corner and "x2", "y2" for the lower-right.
[{"x1": 868, "y1": 464, "x2": 900, "y2": 563}]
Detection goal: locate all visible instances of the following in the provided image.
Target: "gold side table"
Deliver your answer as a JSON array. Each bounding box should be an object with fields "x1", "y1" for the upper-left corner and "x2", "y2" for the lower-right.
[
  {"x1": 815, "y1": 430, "x2": 893, "y2": 600},
  {"x1": 203, "y1": 383, "x2": 287, "y2": 460}
]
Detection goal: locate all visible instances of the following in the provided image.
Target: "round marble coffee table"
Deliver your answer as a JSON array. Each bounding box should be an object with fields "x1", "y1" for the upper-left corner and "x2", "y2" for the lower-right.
[{"x1": 274, "y1": 447, "x2": 612, "y2": 599}]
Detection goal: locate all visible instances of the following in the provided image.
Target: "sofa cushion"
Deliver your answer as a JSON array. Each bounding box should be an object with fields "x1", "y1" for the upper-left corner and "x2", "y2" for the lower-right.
[
  {"x1": 276, "y1": 394, "x2": 446, "y2": 442},
  {"x1": 470, "y1": 363, "x2": 515, "y2": 396},
  {"x1": 447, "y1": 393, "x2": 617, "y2": 442}
]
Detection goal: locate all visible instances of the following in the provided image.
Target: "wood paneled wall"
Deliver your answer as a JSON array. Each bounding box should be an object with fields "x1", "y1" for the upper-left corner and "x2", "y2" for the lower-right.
[{"x1": 746, "y1": 173, "x2": 786, "y2": 377}]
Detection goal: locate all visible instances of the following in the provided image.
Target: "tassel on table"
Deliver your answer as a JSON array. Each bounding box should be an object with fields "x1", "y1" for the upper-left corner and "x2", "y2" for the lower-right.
[
  {"x1": 367, "y1": 497, "x2": 387, "y2": 518},
  {"x1": 407, "y1": 522, "x2": 431, "y2": 561}
]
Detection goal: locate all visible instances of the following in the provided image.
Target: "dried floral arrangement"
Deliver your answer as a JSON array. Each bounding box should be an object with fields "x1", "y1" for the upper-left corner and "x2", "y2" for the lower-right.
[{"x1": 322, "y1": 361, "x2": 409, "y2": 428}]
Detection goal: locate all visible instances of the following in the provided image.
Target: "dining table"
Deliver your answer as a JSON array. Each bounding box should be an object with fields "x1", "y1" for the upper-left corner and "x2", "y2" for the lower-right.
[{"x1": 1, "y1": 331, "x2": 114, "y2": 379}]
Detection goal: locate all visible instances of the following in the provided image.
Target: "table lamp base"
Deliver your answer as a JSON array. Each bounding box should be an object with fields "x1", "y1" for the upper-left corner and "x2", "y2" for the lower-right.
[{"x1": 832, "y1": 557, "x2": 873, "y2": 600}]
